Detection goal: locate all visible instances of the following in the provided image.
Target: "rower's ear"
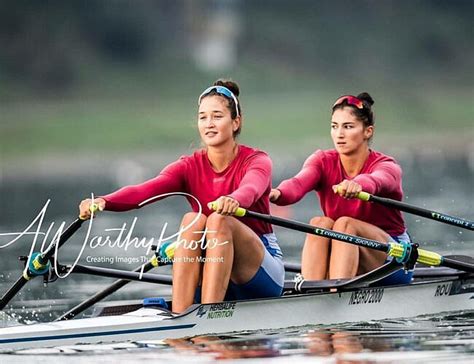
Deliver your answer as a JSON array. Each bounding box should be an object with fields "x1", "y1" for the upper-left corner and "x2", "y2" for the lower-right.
[
  {"x1": 364, "y1": 125, "x2": 374, "y2": 140},
  {"x1": 232, "y1": 116, "x2": 242, "y2": 134}
]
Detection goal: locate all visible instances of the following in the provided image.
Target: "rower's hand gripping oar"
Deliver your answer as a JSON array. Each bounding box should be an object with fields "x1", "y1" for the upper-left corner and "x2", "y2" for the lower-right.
[
  {"x1": 0, "y1": 204, "x2": 100, "y2": 310},
  {"x1": 355, "y1": 191, "x2": 474, "y2": 231},
  {"x1": 208, "y1": 202, "x2": 474, "y2": 273}
]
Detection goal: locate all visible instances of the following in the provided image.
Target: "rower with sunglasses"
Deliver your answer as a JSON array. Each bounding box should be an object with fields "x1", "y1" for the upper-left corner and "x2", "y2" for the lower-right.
[
  {"x1": 270, "y1": 92, "x2": 412, "y2": 284},
  {"x1": 79, "y1": 79, "x2": 284, "y2": 313}
]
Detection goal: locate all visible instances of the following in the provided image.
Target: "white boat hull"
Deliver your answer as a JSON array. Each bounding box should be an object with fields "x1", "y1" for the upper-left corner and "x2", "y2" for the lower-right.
[{"x1": 0, "y1": 275, "x2": 472, "y2": 351}]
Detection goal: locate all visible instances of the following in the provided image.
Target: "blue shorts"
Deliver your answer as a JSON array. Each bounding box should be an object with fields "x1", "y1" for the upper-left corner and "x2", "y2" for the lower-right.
[
  {"x1": 226, "y1": 247, "x2": 285, "y2": 300},
  {"x1": 195, "y1": 234, "x2": 285, "y2": 302},
  {"x1": 378, "y1": 231, "x2": 414, "y2": 285}
]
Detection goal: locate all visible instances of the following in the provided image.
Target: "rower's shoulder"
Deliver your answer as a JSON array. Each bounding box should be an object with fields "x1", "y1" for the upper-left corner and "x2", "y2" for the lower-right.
[
  {"x1": 178, "y1": 149, "x2": 206, "y2": 163},
  {"x1": 239, "y1": 144, "x2": 271, "y2": 161},
  {"x1": 162, "y1": 150, "x2": 205, "y2": 174},
  {"x1": 303, "y1": 149, "x2": 337, "y2": 167},
  {"x1": 368, "y1": 150, "x2": 400, "y2": 166},
  {"x1": 239, "y1": 144, "x2": 266, "y2": 155}
]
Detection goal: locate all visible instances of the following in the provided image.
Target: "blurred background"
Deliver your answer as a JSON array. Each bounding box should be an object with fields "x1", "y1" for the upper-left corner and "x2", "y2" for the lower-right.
[{"x1": 0, "y1": 1, "x2": 473, "y2": 305}]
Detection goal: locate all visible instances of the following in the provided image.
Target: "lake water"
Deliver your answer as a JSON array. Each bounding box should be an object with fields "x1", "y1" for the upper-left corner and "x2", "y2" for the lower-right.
[{"x1": 0, "y1": 151, "x2": 473, "y2": 362}]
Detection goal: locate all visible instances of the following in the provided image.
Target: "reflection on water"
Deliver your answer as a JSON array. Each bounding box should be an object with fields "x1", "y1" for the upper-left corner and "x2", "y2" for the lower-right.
[
  {"x1": 1, "y1": 311, "x2": 473, "y2": 363},
  {"x1": 164, "y1": 336, "x2": 281, "y2": 360},
  {"x1": 152, "y1": 312, "x2": 474, "y2": 362}
]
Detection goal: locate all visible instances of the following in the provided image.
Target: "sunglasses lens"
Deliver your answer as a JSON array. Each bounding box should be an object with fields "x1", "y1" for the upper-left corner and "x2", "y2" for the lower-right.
[
  {"x1": 215, "y1": 86, "x2": 231, "y2": 99},
  {"x1": 198, "y1": 86, "x2": 240, "y2": 117},
  {"x1": 199, "y1": 86, "x2": 232, "y2": 103},
  {"x1": 348, "y1": 96, "x2": 363, "y2": 109},
  {"x1": 333, "y1": 96, "x2": 363, "y2": 109},
  {"x1": 333, "y1": 96, "x2": 347, "y2": 107}
]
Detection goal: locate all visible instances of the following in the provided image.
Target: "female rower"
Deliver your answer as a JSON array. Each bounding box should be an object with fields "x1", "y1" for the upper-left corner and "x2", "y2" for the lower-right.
[
  {"x1": 270, "y1": 93, "x2": 411, "y2": 283},
  {"x1": 79, "y1": 79, "x2": 284, "y2": 313}
]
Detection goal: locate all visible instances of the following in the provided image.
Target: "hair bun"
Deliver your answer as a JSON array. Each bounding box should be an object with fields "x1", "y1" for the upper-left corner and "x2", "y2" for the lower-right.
[
  {"x1": 214, "y1": 79, "x2": 240, "y2": 97},
  {"x1": 357, "y1": 92, "x2": 374, "y2": 107}
]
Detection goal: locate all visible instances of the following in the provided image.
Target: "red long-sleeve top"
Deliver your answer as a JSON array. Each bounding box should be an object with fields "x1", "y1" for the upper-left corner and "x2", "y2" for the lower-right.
[
  {"x1": 102, "y1": 145, "x2": 273, "y2": 236},
  {"x1": 275, "y1": 149, "x2": 406, "y2": 236}
]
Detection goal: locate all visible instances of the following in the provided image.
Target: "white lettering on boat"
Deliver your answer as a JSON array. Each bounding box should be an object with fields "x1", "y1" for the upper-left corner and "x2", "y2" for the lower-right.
[{"x1": 348, "y1": 288, "x2": 384, "y2": 305}]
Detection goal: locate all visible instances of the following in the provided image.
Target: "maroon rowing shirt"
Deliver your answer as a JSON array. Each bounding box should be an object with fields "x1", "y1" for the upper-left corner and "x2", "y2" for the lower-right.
[
  {"x1": 102, "y1": 145, "x2": 273, "y2": 236},
  {"x1": 275, "y1": 149, "x2": 406, "y2": 236}
]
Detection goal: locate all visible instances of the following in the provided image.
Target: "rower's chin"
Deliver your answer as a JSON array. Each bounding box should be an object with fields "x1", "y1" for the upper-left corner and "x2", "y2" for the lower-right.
[
  {"x1": 203, "y1": 135, "x2": 230, "y2": 148},
  {"x1": 204, "y1": 139, "x2": 222, "y2": 147},
  {"x1": 335, "y1": 144, "x2": 357, "y2": 155},
  {"x1": 335, "y1": 145, "x2": 348, "y2": 153}
]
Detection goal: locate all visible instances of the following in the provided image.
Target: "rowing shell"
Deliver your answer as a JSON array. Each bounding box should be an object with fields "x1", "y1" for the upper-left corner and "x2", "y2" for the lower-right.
[{"x1": 0, "y1": 270, "x2": 472, "y2": 351}]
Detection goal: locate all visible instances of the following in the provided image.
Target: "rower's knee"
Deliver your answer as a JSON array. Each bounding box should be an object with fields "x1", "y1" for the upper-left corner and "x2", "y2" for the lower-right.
[
  {"x1": 181, "y1": 212, "x2": 207, "y2": 227},
  {"x1": 309, "y1": 216, "x2": 334, "y2": 229},
  {"x1": 333, "y1": 216, "x2": 356, "y2": 233},
  {"x1": 174, "y1": 212, "x2": 207, "y2": 255},
  {"x1": 205, "y1": 212, "x2": 233, "y2": 232}
]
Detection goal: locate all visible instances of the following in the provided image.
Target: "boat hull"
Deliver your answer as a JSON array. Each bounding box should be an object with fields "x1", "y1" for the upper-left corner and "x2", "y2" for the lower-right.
[{"x1": 0, "y1": 275, "x2": 472, "y2": 351}]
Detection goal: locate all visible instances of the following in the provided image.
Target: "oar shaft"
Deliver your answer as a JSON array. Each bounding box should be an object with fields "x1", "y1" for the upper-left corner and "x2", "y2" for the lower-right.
[
  {"x1": 0, "y1": 277, "x2": 28, "y2": 310},
  {"x1": 60, "y1": 264, "x2": 173, "y2": 285},
  {"x1": 57, "y1": 261, "x2": 157, "y2": 321},
  {"x1": 442, "y1": 256, "x2": 474, "y2": 272},
  {"x1": 0, "y1": 217, "x2": 87, "y2": 310},
  {"x1": 223, "y1": 204, "x2": 474, "y2": 273},
  {"x1": 359, "y1": 192, "x2": 474, "y2": 231},
  {"x1": 245, "y1": 210, "x2": 389, "y2": 252},
  {"x1": 40, "y1": 218, "x2": 85, "y2": 263},
  {"x1": 0, "y1": 203, "x2": 102, "y2": 311}
]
